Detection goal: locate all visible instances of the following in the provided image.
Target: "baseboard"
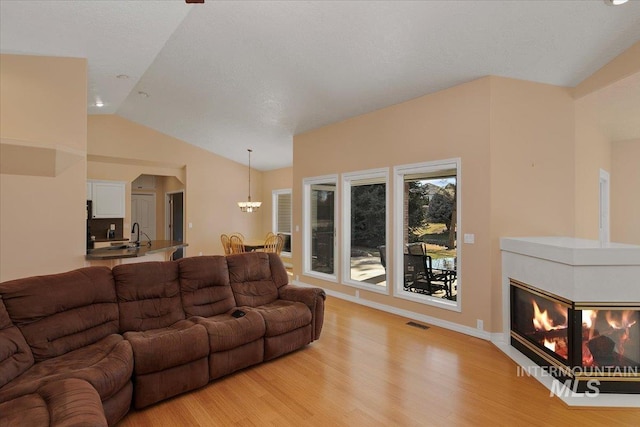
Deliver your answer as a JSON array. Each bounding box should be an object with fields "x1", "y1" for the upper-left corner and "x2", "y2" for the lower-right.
[{"x1": 292, "y1": 279, "x2": 491, "y2": 341}]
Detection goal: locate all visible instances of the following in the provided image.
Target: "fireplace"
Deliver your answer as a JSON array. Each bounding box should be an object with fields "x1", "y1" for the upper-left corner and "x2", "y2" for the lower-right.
[{"x1": 510, "y1": 279, "x2": 640, "y2": 394}]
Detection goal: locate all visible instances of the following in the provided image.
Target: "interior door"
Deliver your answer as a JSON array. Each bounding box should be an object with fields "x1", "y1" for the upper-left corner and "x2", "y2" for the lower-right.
[
  {"x1": 168, "y1": 192, "x2": 184, "y2": 260},
  {"x1": 131, "y1": 194, "x2": 156, "y2": 241}
]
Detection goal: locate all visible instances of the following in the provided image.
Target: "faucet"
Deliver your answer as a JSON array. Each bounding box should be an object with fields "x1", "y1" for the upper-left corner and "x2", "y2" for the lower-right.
[{"x1": 131, "y1": 222, "x2": 140, "y2": 246}]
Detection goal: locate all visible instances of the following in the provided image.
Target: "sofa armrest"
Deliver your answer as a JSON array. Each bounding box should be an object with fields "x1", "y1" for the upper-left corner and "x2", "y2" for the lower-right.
[{"x1": 278, "y1": 285, "x2": 326, "y2": 340}]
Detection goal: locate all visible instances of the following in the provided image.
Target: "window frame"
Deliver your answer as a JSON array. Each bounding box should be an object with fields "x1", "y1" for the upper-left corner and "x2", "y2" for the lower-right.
[
  {"x1": 303, "y1": 174, "x2": 339, "y2": 282},
  {"x1": 272, "y1": 188, "x2": 292, "y2": 257},
  {"x1": 341, "y1": 168, "x2": 389, "y2": 294},
  {"x1": 393, "y1": 158, "x2": 462, "y2": 312}
]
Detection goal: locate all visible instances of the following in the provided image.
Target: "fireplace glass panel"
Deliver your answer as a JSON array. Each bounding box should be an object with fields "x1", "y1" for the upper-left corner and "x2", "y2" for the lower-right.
[
  {"x1": 512, "y1": 286, "x2": 569, "y2": 363},
  {"x1": 580, "y1": 309, "x2": 639, "y2": 369}
]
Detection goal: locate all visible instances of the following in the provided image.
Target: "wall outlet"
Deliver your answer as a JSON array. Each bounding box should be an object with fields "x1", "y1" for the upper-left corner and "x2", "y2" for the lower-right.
[
  {"x1": 110, "y1": 224, "x2": 116, "y2": 230},
  {"x1": 198, "y1": 251, "x2": 203, "y2": 256},
  {"x1": 355, "y1": 290, "x2": 360, "y2": 299},
  {"x1": 464, "y1": 233, "x2": 475, "y2": 244},
  {"x1": 189, "y1": 222, "x2": 193, "y2": 229},
  {"x1": 477, "y1": 319, "x2": 484, "y2": 330}
]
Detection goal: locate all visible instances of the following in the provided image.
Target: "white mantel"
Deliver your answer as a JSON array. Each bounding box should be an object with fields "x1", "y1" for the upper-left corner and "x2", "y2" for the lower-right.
[
  {"x1": 501, "y1": 236, "x2": 640, "y2": 303},
  {"x1": 496, "y1": 236, "x2": 640, "y2": 407}
]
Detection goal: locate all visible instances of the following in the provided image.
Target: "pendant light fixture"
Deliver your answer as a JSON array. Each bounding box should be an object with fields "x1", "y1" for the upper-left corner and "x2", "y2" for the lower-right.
[{"x1": 238, "y1": 149, "x2": 261, "y2": 212}]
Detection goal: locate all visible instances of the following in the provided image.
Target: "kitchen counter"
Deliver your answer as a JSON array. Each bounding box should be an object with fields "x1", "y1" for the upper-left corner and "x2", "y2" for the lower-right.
[{"x1": 86, "y1": 240, "x2": 188, "y2": 261}]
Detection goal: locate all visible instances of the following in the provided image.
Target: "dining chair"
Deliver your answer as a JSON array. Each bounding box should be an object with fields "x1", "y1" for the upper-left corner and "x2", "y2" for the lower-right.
[
  {"x1": 229, "y1": 235, "x2": 246, "y2": 254},
  {"x1": 275, "y1": 234, "x2": 285, "y2": 255},
  {"x1": 230, "y1": 232, "x2": 244, "y2": 240},
  {"x1": 262, "y1": 234, "x2": 278, "y2": 253},
  {"x1": 220, "y1": 234, "x2": 231, "y2": 255}
]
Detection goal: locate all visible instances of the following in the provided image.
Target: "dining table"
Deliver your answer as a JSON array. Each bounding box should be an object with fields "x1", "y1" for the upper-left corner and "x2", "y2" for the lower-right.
[{"x1": 243, "y1": 239, "x2": 266, "y2": 252}]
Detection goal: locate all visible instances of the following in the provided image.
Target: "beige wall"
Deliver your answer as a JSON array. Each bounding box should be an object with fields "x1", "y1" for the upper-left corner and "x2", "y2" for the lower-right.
[
  {"x1": 2, "y1": 46, "x2": 636, "y2": 337},
  {"x1": 573, "y1": 97, "x2": 611, "y2": 240},
  {"x1": 88, "y1": 115, "x2": 263, "y2": 257},
  {"x1": 0, "y1": 54, "x2": 87, "y2": 281},
  {"x1": 294, "y1": 77, "x2": 495, "y2": 330},
  {"x1": 293, "y1": 76, "x2": 578, "y2": 333},
  {"x1": 611, "y1": 139, "x2": 640, "y2": 244},
  {"x1": 489, "y1": 77, "x2": 576, "y2": 331}
]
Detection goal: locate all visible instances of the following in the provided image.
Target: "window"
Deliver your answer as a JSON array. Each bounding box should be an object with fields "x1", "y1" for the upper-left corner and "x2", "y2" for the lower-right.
[
  {"x1": 342, "y1": 168, "x2": 388, "y2": 293},
  {"x1": 272, "y1": 189, "x2": 292, "y2": 256},
  {"x1": 303, "y1": 175, "x2": 338, "y2": 281},
  {"x1": 393, "y1": 159, "x2": 461, "y2": 311}
]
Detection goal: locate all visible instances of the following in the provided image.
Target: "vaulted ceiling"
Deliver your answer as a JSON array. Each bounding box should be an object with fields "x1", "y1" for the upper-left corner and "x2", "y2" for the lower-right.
[{"x1": 2, "y1": 0, "x2": 639, "y2": 170}]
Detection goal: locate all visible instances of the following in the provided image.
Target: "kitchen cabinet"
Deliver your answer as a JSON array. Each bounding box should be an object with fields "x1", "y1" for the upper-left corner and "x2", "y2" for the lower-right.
[{"x1": 88, "y1": 180, "x2": 126, "y2": 218}]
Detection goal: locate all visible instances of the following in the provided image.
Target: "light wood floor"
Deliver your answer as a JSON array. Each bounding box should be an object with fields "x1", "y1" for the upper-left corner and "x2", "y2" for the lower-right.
[{"x1": 117, "y1": 297, "x2": 639, "y2": 426}]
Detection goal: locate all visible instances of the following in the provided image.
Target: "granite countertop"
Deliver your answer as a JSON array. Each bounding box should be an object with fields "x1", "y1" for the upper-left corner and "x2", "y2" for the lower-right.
[{"x1": 86, "y1": 240, "x2": 188, "y2": 260}]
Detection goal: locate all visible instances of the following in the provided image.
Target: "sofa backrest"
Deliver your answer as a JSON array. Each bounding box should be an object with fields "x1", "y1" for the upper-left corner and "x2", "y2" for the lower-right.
[
  {"x1": 0, "y1": 267, "x2": 119, "y2": 363},
  {"x1": 177, "y1": 255, "x2": 235, "y2": 317},
  {"x1": 112, "y1": 261, "x2": 185, "y2": 332},
  {"x1": 0, "y1": 297, "x2": 34, "y2": 388},
  {"x1": 226, "y1": 252, "x2": 289, "y2": 307}
]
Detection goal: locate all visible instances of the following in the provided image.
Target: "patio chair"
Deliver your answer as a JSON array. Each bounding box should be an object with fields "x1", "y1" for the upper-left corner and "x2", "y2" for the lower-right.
[
  {"x1": 423, "y1": 254, "x2": 453, "y2": 297},
  {"x1": 403, "y1": 243, "x2": 452, "y2": 297}
]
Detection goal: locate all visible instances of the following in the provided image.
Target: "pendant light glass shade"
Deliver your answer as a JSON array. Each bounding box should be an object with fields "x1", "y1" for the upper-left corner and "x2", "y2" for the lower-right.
[{"x1": 238, "y1": 149, "x2": 261, "y2": 212}]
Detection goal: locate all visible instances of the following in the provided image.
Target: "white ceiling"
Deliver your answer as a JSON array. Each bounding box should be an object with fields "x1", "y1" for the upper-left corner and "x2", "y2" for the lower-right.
[{"x1": 2, "y1": 0, "x2": 639, "y2": 170}]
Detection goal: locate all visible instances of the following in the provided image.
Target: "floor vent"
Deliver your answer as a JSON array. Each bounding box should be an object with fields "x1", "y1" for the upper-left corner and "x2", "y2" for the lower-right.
[{"x1": 406, "y1": 321, "x2": 430, "y2": 330}]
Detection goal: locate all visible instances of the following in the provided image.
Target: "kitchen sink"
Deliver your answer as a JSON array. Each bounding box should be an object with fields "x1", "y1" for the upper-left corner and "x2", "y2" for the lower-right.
[{"x1": 106, "y1": 244, "x2": 137, "y2": 250}]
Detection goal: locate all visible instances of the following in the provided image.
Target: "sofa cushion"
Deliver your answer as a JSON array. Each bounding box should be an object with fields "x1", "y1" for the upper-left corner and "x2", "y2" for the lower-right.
[
  {"x1": 0, "y1": 297, "x2": 34, "y2": 389},
  {"x1": 0, "y1": 267, "x2": 119, "y2": 362},
  {"x1": 0, "y1": 378, "x2": 107, "y2": 427},
  {"x1": 227, "y1": 252, "x2": 280, "y2": 307},
  {"x1": 0, "y1": 334, "x2": 133, "y2": 405},
  {"x1": 193, "y1": 309, "x2": 265, "y2": 352},
  {"x1": 253, "y1": 300, "x2": 312, "y2": 337},
  {"x1": 177, "y1": 256, "x2": 235, "y2": 317},
  {"x1": 113, "y1": 261, "x2": 185, "y2": 332},
  {"x1": 123, "y1": 320, "x2": 209, "y2": 375}
]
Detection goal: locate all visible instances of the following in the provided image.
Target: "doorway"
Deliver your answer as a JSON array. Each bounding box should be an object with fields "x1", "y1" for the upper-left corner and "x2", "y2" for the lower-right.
[
  {"x1": 131, "y1": 193, "x2": 156, "y2": 242},
  {"x1": 167, "y1": 191, "x2": 185, "y2": 260}
]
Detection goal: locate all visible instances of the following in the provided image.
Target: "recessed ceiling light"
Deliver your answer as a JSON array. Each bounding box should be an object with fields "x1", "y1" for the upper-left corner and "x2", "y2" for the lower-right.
[
  {"x1": 116, "y1": 74, "x2": 129, "y2": 79},
  {"x1": 138, "y1": 91, "x2": 149, "y2": 98},
  {"x1": 95, "y1": 99, "x2": 104, "y2": 107},
  {"x1": 604, "y1": 0, "x2": 629, "y2": 5}
]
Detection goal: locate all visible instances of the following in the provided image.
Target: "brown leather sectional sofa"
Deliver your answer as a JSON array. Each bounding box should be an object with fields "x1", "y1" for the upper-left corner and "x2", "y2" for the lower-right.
[{"x1": 0, "y1": 252, "x2": 325, "y2": 426}]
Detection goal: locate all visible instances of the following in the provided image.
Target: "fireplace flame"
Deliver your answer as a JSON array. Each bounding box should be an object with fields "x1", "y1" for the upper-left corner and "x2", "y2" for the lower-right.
[
  {"x1": 606, "y1": 310, "x2": 637, "y2": 330},
  {"x1": 543, "y1": 338, "x2": 556, "y2": 352},
  {"x1": 532, "y1": 300, "x2": 565, "y2": 331},
  {"x1": 582, "y1": 310, "x2": 596, "y2": 329}
]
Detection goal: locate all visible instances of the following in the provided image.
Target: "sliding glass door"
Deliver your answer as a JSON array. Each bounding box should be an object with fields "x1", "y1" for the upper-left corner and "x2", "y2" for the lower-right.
[{"x1": 303, "y1": 175, "x2": 338, "y2": 280}]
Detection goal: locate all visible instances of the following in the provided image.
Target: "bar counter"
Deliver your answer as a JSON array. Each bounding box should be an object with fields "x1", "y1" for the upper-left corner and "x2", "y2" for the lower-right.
[{"x1": 86, "y1": 240, "x2": 188, "y2": 262}]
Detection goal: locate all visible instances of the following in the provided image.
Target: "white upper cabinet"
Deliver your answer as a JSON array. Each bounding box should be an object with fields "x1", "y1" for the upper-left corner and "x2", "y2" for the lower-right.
[{"x1": 88, "y1": 180, "x2": 126, "y2": 218}]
